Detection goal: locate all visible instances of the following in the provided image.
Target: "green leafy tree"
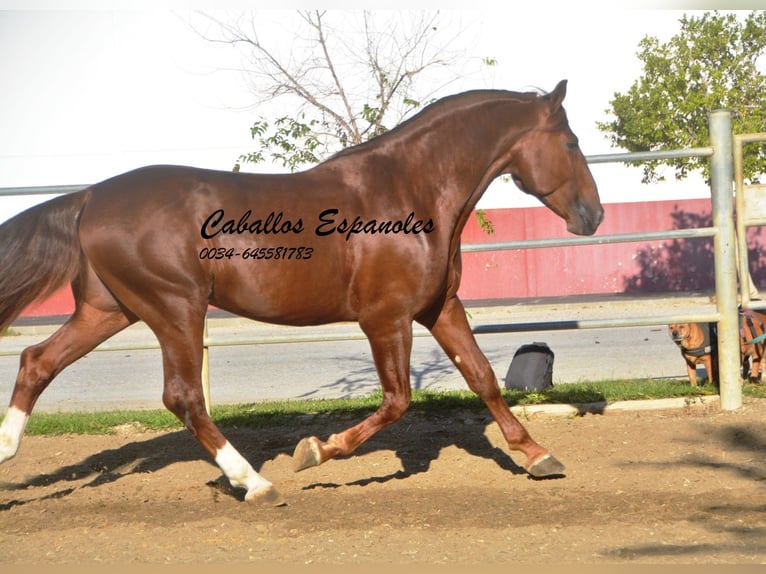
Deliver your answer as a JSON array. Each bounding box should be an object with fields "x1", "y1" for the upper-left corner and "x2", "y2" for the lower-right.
[{"x1": 597, "y1": 11, "x2": 766, "y2": 184}]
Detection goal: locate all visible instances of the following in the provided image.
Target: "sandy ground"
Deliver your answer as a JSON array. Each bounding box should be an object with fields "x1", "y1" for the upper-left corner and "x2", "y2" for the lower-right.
[{"x1": 1, "y1": 396, "x2": 765, "y2": 566}]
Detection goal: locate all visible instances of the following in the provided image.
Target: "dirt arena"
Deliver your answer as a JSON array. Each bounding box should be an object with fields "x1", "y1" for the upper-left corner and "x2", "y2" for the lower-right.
[{"x1": 1, "y1": 397, "x2": 765, "y2": 566}]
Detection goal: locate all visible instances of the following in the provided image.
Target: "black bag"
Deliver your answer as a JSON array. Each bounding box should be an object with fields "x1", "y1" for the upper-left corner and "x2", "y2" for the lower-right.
[{"x1": 504, "y1": 342, "x2": 554, "y2": 391}]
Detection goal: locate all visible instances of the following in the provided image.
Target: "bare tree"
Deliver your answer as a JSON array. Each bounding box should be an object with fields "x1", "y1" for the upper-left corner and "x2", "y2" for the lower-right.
[{"x1": 192, "y1": 10, "x2": 481, "y2": 171}]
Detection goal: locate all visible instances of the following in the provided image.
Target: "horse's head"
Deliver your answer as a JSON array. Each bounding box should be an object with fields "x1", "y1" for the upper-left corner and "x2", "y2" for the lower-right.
[{"x1": 504, "y1": 80, "x2": 603, "y2": 236}]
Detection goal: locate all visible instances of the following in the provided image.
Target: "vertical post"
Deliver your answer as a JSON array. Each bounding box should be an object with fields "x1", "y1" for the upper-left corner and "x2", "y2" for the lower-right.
[
  {"x1": 709, "y1": 109, "x2": 741, "y2": 411},
  {"x1": 733, "y1": 135, "x2": 751, "y2": 309},
  {"x1": 202, "y1": 316, "x2": 211, "y2": 415}
]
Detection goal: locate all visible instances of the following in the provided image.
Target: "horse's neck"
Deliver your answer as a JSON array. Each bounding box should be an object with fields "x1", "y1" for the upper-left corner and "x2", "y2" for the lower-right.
[
  {"x1": 322, "y1": 96, "x2": 539, "y2": 237},
  {"x1": 338, "y1": 121, "x2": 524, "y2": 206},
  {"x1": 387, "y1": 117, "x2": 529, "y2": 223}
]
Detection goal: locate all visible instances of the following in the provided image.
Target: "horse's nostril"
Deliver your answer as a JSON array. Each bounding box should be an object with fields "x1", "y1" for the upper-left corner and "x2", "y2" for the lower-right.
[{"x1": 594, "y1": 207, "x2": 605, "y2": 228}]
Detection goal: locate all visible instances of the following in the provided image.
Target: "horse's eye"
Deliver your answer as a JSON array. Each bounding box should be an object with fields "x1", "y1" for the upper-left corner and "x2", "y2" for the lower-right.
[{"x1": 566, "y1": 141, "x2": 579, "y2": 151}]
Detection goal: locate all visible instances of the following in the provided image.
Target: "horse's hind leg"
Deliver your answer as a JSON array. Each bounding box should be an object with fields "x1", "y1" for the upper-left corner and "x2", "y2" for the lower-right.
[
  {"x1": 138, "y1": 304, "x2": 284, "y2": 505},
  {"x1": 426, "y1": 296, "x2": 564, "y2": 477},
  {"x1": 0, "y1": 301, "x2": 133, "y2": 464}
]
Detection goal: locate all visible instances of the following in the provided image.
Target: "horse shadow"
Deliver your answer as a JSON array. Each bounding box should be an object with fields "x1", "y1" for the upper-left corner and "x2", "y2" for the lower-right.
[
  {"x1": 0, "y1": 430, "x2": 211, "y2": 510},
  {"x1": 0, "y1": 345, "x2": 534, "y2": 506},
  {"x1": 0, "y1": 407, "x2": 535, "y2": 508},
  {"x1": 301, "y1": 410, "x2": 534, "y2": 492},
  {"x1": 286, "y1": 345, "x2": 536, "y2": 487}
]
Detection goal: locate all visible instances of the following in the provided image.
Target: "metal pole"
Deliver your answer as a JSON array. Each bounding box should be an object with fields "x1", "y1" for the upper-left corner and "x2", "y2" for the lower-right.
[
  {"x1": 202, "y1": 316, "x2": 211, "y2": 414},
  {"x1": 709, "y1": 110, "x2": 741, "y2": 411}
]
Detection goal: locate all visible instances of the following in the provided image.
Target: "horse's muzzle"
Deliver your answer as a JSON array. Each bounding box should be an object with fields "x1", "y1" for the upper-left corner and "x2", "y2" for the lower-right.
[{"x1": 567, "y1": 203, "x2": 604, "y2": 236}]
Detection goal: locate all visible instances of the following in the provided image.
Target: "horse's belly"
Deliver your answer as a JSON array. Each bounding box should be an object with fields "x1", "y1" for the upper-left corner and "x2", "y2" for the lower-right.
[{"x1": 210, "y1": 264, "x2": 355, "y2": 326}]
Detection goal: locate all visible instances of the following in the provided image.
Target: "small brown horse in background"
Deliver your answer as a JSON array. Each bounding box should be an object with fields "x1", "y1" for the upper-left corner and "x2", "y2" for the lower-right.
[{"x1": 0, "y1": 80, "x2": 602, "y2": 504}]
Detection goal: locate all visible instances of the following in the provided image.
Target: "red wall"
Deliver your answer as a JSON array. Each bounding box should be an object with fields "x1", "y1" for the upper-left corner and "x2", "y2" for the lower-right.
[
  {"x1": 458, "y1": 198, "x2": 721, "y2": 300},
  {"x1": 21, "y1": 197, "x2": 756, "y2": 318}
]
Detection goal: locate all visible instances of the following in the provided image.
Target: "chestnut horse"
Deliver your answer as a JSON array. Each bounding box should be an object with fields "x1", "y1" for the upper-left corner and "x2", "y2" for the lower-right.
[{"x1": 0, "y1": 80, "x2": 602, "y2": 505}]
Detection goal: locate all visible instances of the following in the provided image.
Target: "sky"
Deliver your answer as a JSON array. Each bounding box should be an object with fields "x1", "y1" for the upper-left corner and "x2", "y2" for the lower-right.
[{"x1": 0, "y1": 4, "x2": 757, "y2": 223}]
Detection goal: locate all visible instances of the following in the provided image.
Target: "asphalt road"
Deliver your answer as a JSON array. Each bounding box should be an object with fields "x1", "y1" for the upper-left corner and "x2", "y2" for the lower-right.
[{"x1": 0, "y1": 296, "x2": 710, "y2": 413}]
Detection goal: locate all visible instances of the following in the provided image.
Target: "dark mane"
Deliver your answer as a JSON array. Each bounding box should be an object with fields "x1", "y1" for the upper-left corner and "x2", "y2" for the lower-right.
[{"x1": 328, "y1": 88, "x2": 545, "y2": 161}]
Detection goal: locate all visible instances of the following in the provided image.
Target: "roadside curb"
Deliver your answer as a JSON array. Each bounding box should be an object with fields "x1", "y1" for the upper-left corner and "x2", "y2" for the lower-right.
[{"x1": 510, "y1": 394, "x2": 721, "y2": 418}]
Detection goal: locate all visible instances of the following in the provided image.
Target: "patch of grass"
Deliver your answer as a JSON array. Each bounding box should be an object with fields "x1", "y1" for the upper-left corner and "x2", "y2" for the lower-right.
[
  {"x1": 507, "y1": 378, "x2": 717, "y2": 406},
  {"x1": 743, "y1": 381, "x2": 766, "y2": 399},
  {"x1": 26, "y1": 409, "x2": 182, "y2": 436},
  {"x1": 14, "y1": 378, "x2": 749, "y2": 436}
]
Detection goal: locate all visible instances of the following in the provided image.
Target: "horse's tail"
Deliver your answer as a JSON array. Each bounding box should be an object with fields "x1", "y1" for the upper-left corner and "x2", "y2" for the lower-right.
[{"x1": 0, "y1": 191, "x2": 89, "y2": 332}]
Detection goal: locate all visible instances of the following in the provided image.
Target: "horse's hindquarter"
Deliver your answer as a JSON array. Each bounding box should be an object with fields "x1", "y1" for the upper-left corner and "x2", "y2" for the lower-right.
[{"x1": 78, "y1": 166, "x2": 450, "y2": 326}]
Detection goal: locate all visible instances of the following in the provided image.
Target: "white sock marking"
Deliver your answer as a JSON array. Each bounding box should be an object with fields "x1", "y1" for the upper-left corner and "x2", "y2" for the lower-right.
[
  {"x1": 215, "y1": 441, "x2": 272, "y2": 496},
  {"x1": 0, "y1": 406, "x2": 29, "y2": 463}
]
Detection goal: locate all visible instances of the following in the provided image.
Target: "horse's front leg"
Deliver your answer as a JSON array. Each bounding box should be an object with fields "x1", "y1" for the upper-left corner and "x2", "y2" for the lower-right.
[
  {"x1": 427, "y1": 296, "x2": 565, "y2": 477},
  {"x1": 293, "y1": 317, "x2": 413, "y2": 471}
]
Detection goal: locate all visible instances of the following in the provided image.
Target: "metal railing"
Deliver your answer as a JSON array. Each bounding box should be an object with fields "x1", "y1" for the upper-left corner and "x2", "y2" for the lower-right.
[
  {"x1": 734, "y1": 132, "x2": 766, "y2": 312},
  {"x1": 0, "y1": 110, "x2": 757, "y2": 412}
]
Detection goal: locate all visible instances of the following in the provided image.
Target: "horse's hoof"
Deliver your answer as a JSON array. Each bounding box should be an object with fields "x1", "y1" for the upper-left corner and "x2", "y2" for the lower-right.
[
  {"x1": 245, "y1": 485, "x2": 287, "y2": 506},
  {"x1": 527, "y1": 453, "x2": 565, "y2": 478},
  {"x1": 293, "y1": 437, "x2": 322, "y2": 472}
]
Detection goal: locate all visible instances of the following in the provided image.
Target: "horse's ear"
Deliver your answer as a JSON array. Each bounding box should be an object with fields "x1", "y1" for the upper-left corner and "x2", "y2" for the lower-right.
[{"x1": 545, "y1": 79, "x2": 568, "y2": 112}]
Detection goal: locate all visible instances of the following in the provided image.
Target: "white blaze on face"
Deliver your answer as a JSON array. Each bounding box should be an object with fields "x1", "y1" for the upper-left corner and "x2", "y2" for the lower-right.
[
  {"x1": 215, "y1": 441, "x2": 273, "y2": 496},
  {"x1": 0, "y1": 406, "x2": 29, "y2": 463}
]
